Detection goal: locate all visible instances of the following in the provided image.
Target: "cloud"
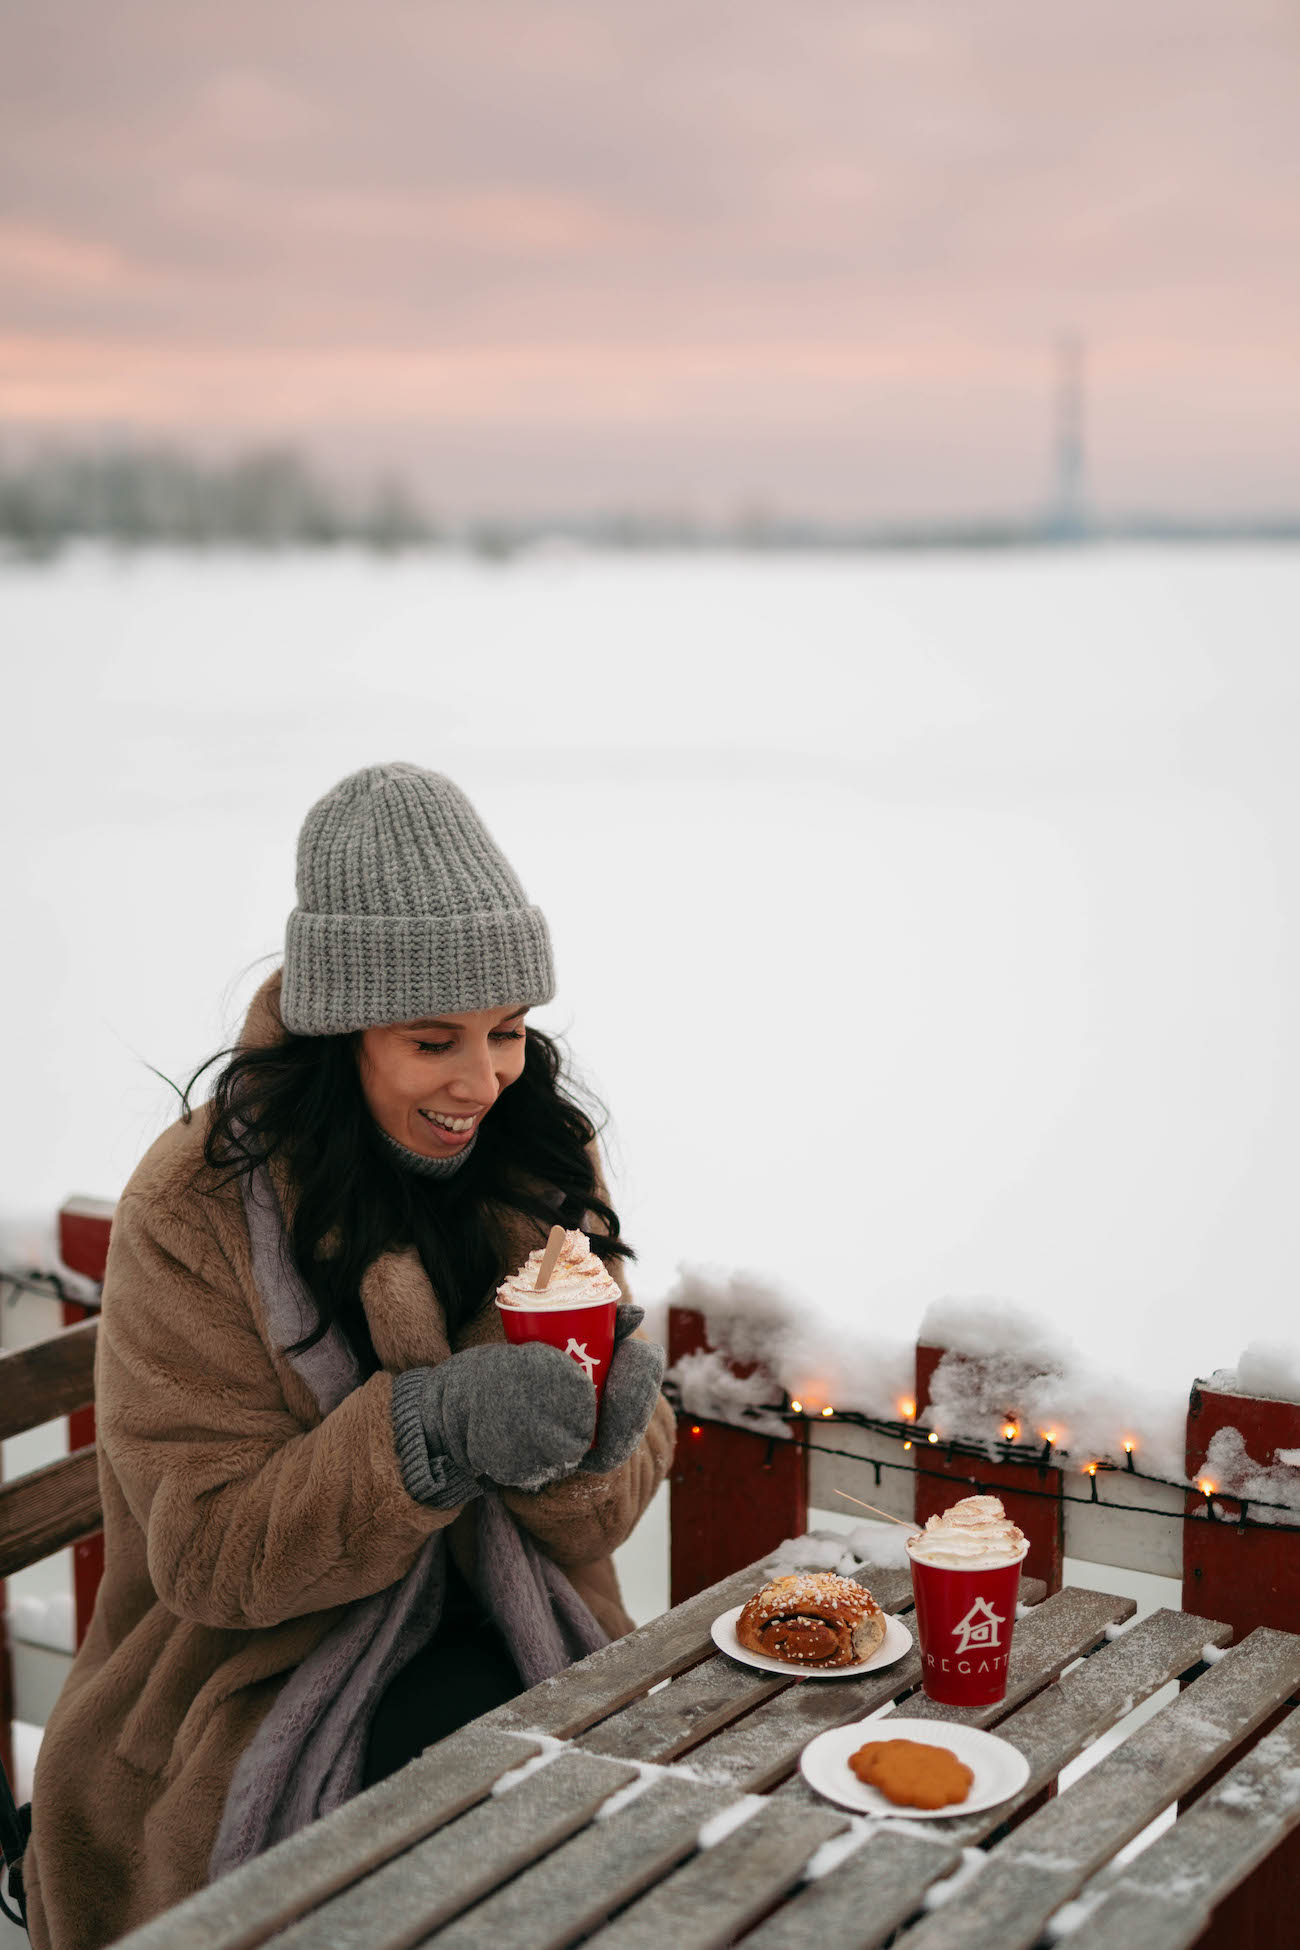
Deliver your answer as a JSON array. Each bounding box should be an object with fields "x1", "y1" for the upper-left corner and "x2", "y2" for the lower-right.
[
  {"x1": 0, "y1": 0, "x2": 1297, "y2": 509},
  {"x1": 0, "y1": 221, "x2": 134, "y2": 293}
]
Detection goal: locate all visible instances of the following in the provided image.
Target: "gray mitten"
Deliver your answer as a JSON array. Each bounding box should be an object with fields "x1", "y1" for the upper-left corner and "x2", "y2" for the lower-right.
[
  {"x1": 391, "y1": 1341, "x2": 597, "y2": 1508},
  {"x1": 579, "y1": 1303, "x2": 667, "y2": 1475}
]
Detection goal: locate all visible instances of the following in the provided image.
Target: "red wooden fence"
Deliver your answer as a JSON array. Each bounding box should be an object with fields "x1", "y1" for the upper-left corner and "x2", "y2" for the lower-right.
[
  {"x1": 667, "y1": 1308, "x2": 807, "y2": 1605},
  {"x1": 57, "y1": 1200, "x2": 109, "y2": 1654}
]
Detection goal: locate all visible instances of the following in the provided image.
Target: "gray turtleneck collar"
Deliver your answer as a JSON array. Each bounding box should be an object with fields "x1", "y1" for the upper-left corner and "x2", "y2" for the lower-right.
[{"x1": 377, "y1": 1124, "x2": 478, "y2": 1180}]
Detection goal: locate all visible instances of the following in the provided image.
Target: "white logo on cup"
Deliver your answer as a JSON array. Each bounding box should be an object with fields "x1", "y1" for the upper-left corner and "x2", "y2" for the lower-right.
[
  {"x1": 564, "y1": 1338, "x2": 600, "y2": 1381},
  {"x1": 952, "y1": 1597, "x2": 1004, "y2": 1655}
]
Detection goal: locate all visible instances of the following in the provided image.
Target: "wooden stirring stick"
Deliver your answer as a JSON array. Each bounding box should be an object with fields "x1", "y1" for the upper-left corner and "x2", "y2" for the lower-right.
[
  {"x1": 835, "y1": 1487, "x2": 921, "y2": 1532},
  {"x1": 535, "y1": 1224, "x2": 567, "y2": 1292}
]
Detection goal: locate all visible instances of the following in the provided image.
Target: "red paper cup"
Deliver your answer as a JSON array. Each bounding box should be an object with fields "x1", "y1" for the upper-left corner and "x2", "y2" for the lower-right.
[
  {"x1": 908, "y1": 1552, "x2": 1025, "y2": 1707},
  {"x1": 495, "y1": 1293, "x2": 619, "y2": 1446}
]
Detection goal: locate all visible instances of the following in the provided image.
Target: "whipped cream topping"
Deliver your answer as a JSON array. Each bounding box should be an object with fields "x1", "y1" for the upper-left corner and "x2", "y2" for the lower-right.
[
  {"x1": 906, "y1": 1495, "x2": 1029, "y2": 1569},
  {"x1": 495, "y1": 1228, "x2": 622, "y2": 1311}
]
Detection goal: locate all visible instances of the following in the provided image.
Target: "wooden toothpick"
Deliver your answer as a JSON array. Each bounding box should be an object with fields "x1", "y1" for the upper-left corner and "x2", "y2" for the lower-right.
[
  {"x1": 835, "y1": 1487, "x2": 921, "y2": 1532},
  {"x1": 535, "y1": 1224, "x2": 567, "y2": 1291}
]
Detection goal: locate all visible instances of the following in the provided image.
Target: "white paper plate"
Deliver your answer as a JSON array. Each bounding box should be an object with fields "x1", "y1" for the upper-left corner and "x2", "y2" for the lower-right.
[
  {"x1": 799, "y1": 1716, "x2": 1030, "y2": 1818},
  {"x1": 711, "y1": 1605, "x2": 912, "y2": 1678}
]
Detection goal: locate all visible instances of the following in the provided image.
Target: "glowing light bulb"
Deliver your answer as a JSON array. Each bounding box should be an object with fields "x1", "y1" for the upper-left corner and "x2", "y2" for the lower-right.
[
  {"x1": 789, "y1": 1400, "x2": 803, "y2": 1415},
  {"x1": 1123, "y1": 1440, "x2": 1134, "y2": 1455},
  {"x1": 821, "y1": 1405, "x2": 834, "y2": 1418},
  {"x1": 902, "y1": 1439, "x2": 913, "y2": 1451},
  {"x1": 1086, "y1": 1463, "x2": 1097, "y2": 1477},
  {"x1": 1199, "y1": 1478, "x2": 1216, "y2": 1497},
  {"x1": 690, "y1": 1425, "x2": 702, "y2": 1438},
  {"x1": 1042, "y1": 1431, "x2": 1058, "y2": 1447},
  {"x1": 900, "y1": 1398, "x2": 916, "y2": 1421},
  {"x1": 927, "y1": 1431, "x2": 939, "y2": 1445},
  {"x1": 1002, "y1": 1422, "x2": 1018, "y2": 1441}
]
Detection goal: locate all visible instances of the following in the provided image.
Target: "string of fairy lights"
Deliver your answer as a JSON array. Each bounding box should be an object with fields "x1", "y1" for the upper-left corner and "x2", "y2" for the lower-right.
[
  {"x1": 1, "y1": 1268, "x2": 92, "y2": 1309},
  {"x1": 664, "y1": 1384, "x2": 1300, "y2": 1537},
  {"x1": 7, "y1": 1261, "x2": 1297, "y2": 1535}
]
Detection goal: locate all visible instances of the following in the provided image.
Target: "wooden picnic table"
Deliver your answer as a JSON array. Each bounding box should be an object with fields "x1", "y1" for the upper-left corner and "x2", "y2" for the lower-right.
[{"x1": 115, "y1": 1554, "x2": 1300, "y2": 1950}]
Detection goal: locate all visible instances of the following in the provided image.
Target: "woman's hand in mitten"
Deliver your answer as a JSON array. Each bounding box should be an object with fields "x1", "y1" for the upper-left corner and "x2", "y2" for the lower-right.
[
  {"x1": 579, "y1": 1302, "x2": 666, "y2": 1474},
  {"x1": 403, "y1": 1342, "x2": 597, "y2": 1499}
]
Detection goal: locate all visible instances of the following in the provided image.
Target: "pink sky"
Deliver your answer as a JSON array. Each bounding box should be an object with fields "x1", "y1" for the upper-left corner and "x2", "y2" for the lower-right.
[{"x1": 2, "y1": 0, "x2": 1298, "y2": 517}]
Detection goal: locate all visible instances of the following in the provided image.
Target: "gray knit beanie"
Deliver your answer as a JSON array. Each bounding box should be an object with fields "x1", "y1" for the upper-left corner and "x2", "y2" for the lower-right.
[{"x1": 281, "y1": 763, "x2": 555, "y2": 1035}]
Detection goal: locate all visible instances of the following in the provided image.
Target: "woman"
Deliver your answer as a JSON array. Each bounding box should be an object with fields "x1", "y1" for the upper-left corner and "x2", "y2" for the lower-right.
[{"x1": 23, "y1": 763, "x2": 675, "y2": 1950}]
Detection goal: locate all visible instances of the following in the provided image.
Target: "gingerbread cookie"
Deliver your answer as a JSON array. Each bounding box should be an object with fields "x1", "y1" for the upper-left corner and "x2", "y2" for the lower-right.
[{"x1": 848, "y1": 1737, "x2": 973, "y2": 1809}]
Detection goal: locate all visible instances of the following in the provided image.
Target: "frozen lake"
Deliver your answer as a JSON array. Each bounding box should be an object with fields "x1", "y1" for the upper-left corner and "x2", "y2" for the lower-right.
[{"x1": 3, "y1": 542, "x2": 1298, "y2": 1413}]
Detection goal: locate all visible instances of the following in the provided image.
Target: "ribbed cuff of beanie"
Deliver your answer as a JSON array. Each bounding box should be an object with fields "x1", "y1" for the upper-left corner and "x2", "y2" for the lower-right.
[
  {"x1": 282, "y1": 905, "x2": 555, "y2": 1035},
  {"x1": 391, "y1": 1368, "x2": 483, "y2": 1512}
]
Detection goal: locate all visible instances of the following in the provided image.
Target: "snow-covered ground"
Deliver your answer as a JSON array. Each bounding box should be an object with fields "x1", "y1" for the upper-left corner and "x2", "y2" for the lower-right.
[{"x1": 3, "y1": 542, "x2": 1299, "y2": 1416}]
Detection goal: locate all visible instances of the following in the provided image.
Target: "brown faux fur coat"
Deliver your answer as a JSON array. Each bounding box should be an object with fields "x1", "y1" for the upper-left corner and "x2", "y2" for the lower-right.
[{"x1": 23, "y1": 976, "x2": 675, "y2": 1950}]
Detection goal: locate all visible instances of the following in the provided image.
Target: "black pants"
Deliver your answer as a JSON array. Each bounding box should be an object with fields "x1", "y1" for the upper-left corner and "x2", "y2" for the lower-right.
[{"x1": 360, "y1": 1556, "x2": 525, "y2": 1788}]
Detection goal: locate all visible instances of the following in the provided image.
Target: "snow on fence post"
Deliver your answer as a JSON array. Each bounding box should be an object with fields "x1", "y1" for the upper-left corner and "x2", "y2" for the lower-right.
[
  {"x1": 667, "y1": 1307, "x2": 807, "y2": 1606},
  {"x1": 1178, "y1": 1375, "x2": 1300, "y2": 1950},
  {"x1": 1182, "y1": 1375, "x2": 1300, "y2": 1639},
  {"x1": 56, "y1": 1199, "x2": 111, "y2": 1650},
  {"x1": 915, "y1": 1343, "x2": 1065, "y2": 1595}
]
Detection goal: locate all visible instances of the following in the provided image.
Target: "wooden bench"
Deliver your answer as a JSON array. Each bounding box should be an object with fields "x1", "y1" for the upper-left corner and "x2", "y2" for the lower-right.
[
  {"x1": 0, "y1": 1319, "x2": 102, "y2": 1580},
  {"x1": 0, "y1": 1318, "x2": 102, "y2": 1788},
  {"x1": 0, "y1": 1197, "x2": 111, "y2": 1795}
]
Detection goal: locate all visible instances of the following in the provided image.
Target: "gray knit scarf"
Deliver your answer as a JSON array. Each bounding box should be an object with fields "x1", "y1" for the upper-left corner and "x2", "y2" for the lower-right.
[{"x1": 207, "y1": 1165, "x2": 608, "y2": 1882}]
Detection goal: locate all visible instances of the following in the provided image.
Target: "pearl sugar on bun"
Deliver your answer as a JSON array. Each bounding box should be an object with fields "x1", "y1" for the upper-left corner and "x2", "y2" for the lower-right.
[{"x1": 735, "y1": 1571, "x2": 886, "y2": 1668}]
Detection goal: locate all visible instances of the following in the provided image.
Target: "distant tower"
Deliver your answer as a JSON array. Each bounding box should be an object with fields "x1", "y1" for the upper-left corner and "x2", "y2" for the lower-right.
[{"x1": 1050, "y1": 334, "x2": 1087, "y2": 538}]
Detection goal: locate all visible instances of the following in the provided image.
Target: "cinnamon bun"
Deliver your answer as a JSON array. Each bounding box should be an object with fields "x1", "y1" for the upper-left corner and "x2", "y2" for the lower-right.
[{"x1": 735, "y1": 1572, "x2": 886, "y2": 1668}]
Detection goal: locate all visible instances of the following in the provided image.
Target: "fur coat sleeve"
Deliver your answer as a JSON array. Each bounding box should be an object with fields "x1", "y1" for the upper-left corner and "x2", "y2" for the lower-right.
[{"x1": 96, "y1": 1183, "x2": 452, "y2": 1633}]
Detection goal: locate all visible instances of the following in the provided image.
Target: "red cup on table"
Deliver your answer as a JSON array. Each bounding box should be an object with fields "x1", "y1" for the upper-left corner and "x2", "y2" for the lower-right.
[
  {"x1": 495, "y1": 1225, "x2": 621, "y2": 1447},
  {"x1": 905, "y1": 1496, "x2": 1030, "y2": 1708}
]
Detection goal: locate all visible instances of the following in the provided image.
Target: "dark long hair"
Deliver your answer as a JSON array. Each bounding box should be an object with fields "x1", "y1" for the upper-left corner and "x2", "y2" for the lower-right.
[{"x1": 180, "y1": 1027, "x2": 632, "y2": 1371}]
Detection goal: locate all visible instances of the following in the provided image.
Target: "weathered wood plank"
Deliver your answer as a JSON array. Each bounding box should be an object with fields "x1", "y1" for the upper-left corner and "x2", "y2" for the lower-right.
[
  {"x1": 1077, "y1": 1702, "x2": 1300, "y2": 1950},
  {"x1": 477, "y1": 1555, "x2": 920, "y2": 1742},
  {"x1": 417, "y1": 1772, "x2": 729, "y2": 1950},
  {"x1": 111, "y1": 1729, "x2": 543, "y2": 1950},
  {"x1": 476, "y1": 1560, "x2": 782, "y2": 1740},
  {"x1": 578, "y1": 1654, "x2": 789, "y2": 1764},
  {"x1": 0, "y1": 1446, "x2": 100, "y2": 1578},
  {"x1": 0, "y1": 1318, "x2": 97, "y2": 1440},
  {"x1": 267, "y1": 1750, "x2": 639, "y2": 1950},
  {"x1": 673, "y1": 1647, "x2": 924, "y2": 1794},
  {"x1": 582, "y1": 1800, "x2": 849, "y2": 1950},
  {"x1": 579, "y1": 1566, "x2": 915, "y2": 1765},
  {"x1": 744, "y1": 1600, "x2": 1214, "y2": 1950},
  {"x1": 892, "y1": 1626, "x2": 1300, "y2": 1950},
  {"x1": 743, "y1": 1827, "x2": 962, "y2": 1950}
]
